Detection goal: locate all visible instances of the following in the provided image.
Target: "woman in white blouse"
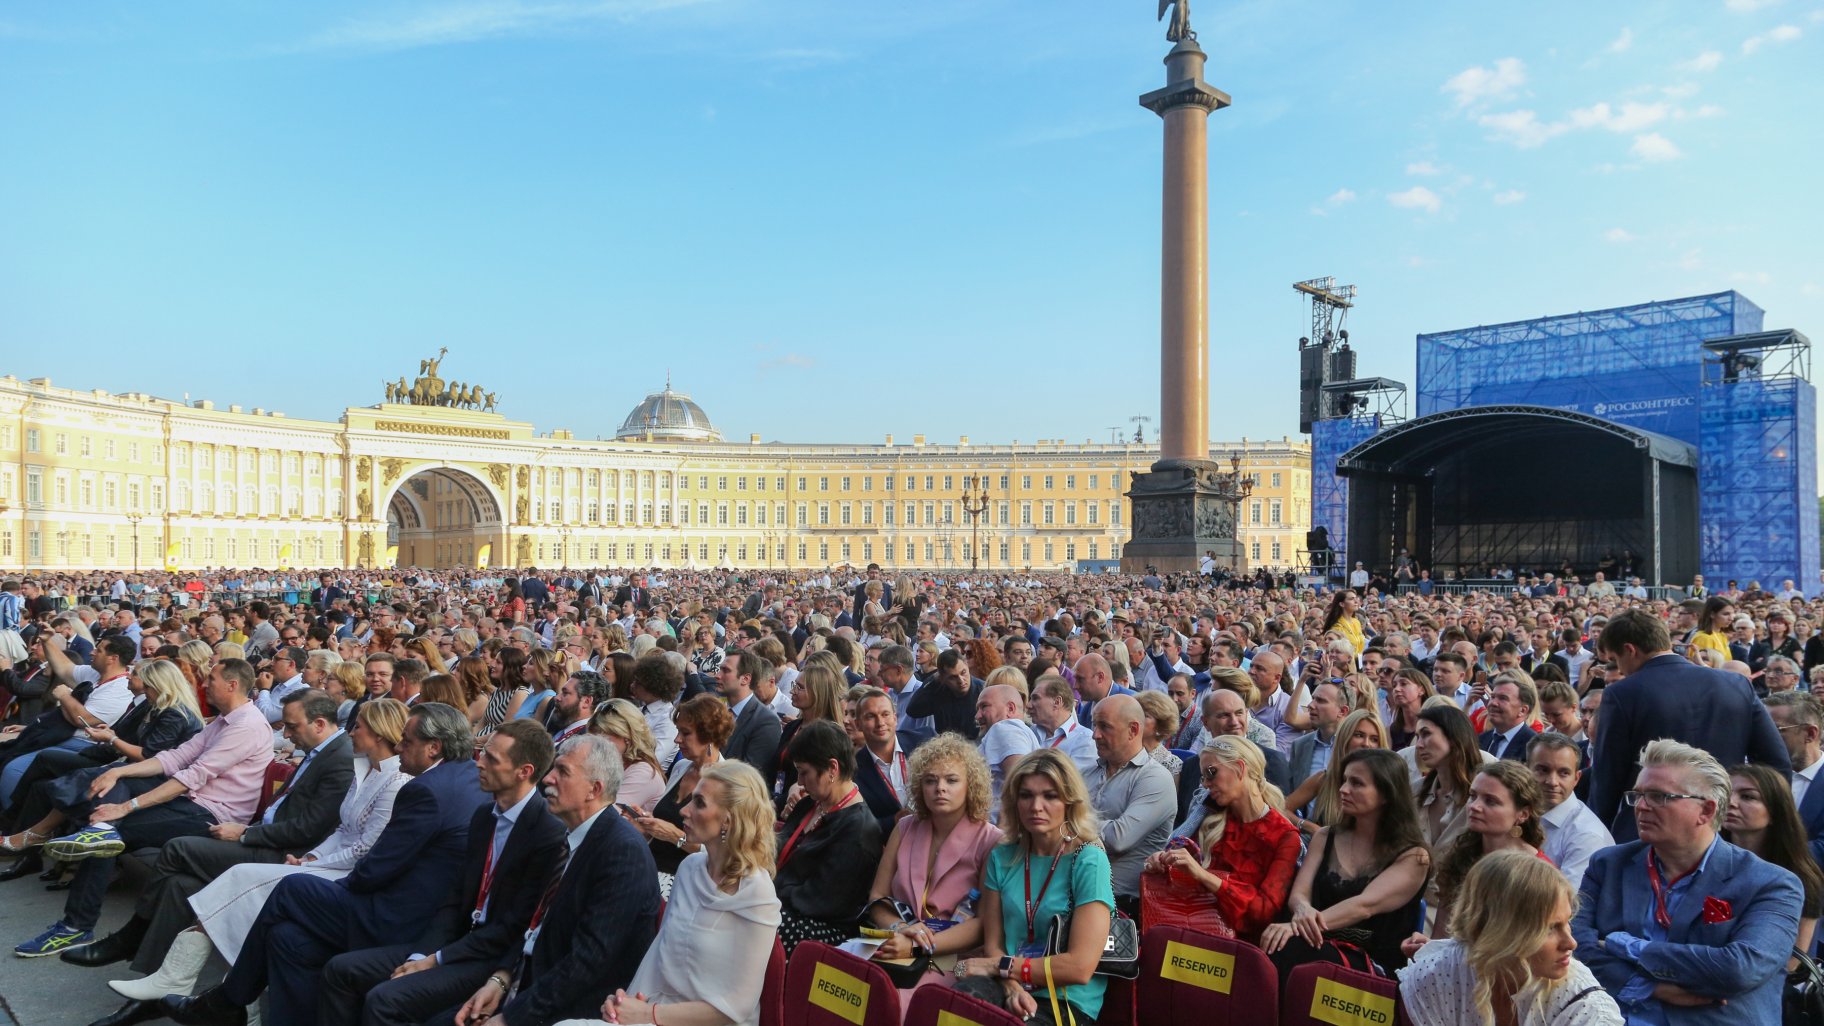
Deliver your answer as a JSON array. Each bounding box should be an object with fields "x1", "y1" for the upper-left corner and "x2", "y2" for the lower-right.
[
  {"x1": 106, "y1": 699, "x2": 413, "y2": 1002},
  {"x1": 563, "y1": 760, "x2": 781, "y2": 1026},
  {"x1": 1399, "y1": 849, "x2": 1621, "y2": 1026}
]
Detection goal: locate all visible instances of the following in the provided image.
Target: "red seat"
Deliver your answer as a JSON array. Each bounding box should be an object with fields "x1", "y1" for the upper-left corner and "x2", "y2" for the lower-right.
[
  {"x1": 781, "y1": 941, "x2": 901, "y2": 1026},
  {"x1": 760, "y1": 937, "x2": 785, "y2": 1026},
  {"x1": 1281, "y1": 962, "x2": 1401, "y2": 1026},
  {"x1": 251, "y1": 760, "x2": 295, "y2": 821},
  {"x1": 1138, "y1": 925, "x2": 1277, "y2": 1026},
  {"x1": 1100, "y1": 973, "x2": 1137, "y2": 1026},
  {"x1": 902, "y1": 985, "x2": 1026, "y2": 1026}
]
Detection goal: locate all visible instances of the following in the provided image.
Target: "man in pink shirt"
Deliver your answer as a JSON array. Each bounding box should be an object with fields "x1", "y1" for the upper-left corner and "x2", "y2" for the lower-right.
[{"x1": 14, "y1": 659, "x2": 273, "y2": 959}]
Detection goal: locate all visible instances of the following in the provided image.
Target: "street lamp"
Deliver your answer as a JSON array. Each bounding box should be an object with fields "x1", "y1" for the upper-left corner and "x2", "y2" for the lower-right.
[
  {"x1": 557, "y1": 526, "x2": 574, "y2": 569},
  {"x1": 126, "y1": 512, "x2": 144, "y2": 572},
  {"x1": 960, "y1": 476, "x2": 991, "y2": 572}
]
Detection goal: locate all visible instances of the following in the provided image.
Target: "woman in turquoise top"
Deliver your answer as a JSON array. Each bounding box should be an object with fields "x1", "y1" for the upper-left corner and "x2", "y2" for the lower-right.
[{"x1": 953, "y1": 748, "x2": 1114, "y2": 1024}]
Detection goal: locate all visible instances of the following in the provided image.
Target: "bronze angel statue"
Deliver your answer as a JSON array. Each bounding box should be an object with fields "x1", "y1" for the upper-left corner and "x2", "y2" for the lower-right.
[{"x1": 1159, "y1": 0, "x2": 1193, "y2": 41}]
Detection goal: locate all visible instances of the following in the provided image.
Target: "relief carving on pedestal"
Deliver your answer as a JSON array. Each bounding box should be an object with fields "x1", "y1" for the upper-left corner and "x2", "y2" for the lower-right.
[{"x1": 487, "y1": 464, "x2": 509, "y2": 489}]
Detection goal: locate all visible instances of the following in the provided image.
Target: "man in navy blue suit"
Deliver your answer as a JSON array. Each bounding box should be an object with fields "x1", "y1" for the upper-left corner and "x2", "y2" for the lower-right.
[
  {"x1": 1475, "y1": 673, "x2": 1538, "y2": 762},
  {"x1": 1765, "y1": 691, "x2": 1824, "y2": 862},
  {"x1": 163, "y1": 703, "x2": 489, "y2": 1026},
  {"x1": 1590, "y1": 610, "x2": 1790, "y2": 839},
  {"x1": 852, "y1": 687, "x2": 930, "y2": 834},
  {"x1": 1573, "y1": 738, "x2": 1801, "y2": 1024},
  {"x1": 315, "y1": 720, "x2": 567, "y2": 1026}
]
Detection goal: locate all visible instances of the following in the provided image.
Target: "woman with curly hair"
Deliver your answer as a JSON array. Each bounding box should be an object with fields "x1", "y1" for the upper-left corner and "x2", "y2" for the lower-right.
[{"x1": 1409, "y1": 761, "x2": 1548, "y2": 950}]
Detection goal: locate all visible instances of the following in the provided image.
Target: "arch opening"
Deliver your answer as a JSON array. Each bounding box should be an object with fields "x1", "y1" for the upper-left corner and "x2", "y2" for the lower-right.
[{"x1": 384, "y1": 466, "x2": 505, "y2": 569}]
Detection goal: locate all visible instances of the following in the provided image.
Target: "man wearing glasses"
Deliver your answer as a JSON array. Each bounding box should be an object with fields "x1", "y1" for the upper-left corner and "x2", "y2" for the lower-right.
[
  {"x1": 1765, "y1": 691, "x2": 1824, "y2": 857},
  {"x1": 1573, "y1": 738, "x2": 1802, "y2": 1024}
]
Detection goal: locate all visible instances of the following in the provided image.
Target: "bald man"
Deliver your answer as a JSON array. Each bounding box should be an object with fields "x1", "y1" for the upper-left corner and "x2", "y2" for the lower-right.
[
  {"x1": 1072, "y1": 653, "x2": 1135, "y2": 728},
  {"x1": 975, "y1": 684, "x2": 1038, "y2": 816},
  {"x1": 1200, "y1": 689, "x2": 1292, "y2": 794},
  {"x1": 1086, "y1": 695, "x2": 1175, "y2": 909}
]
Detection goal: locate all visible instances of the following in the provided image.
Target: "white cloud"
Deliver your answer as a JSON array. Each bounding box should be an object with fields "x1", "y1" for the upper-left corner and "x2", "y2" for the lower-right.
[
  {"x1": 1725, "y1": 0, "x2": 1781, "y2": 10},
  {"x1": 1661, "y1": 82, "x2": 1701, "y2": 99},
  {"x1": 1571, "y1": 100, "x2": 1672, "y2": 132},
  {"x1": 299, "y1": 0, "x2": 710, "y2": 52},
  {"x1": 1610, "y1": 27, "x2": 1634, "y2": 52},
  {"x1": 1493, "y1": 189, "x2": 1526, "y2": 204},
  {"x1": 1742, "y1": 24, "x2": 1802, "y2": 52},
  {"x1": 1631, "y1": 132, "x2": 1684, "y2": 161},
  {"x1": 1326, "y1": 188, "x2": 1357, "y2": 205},
  {"x1": 1604, "y1": 227, "x2": 1637, "y2": 243},
  {"x1": 1443, "y1": 57, "x2": 1527, "y2": 108},
  {"x1": 1802, "y1": 282, "x2": 1823, "y2": 296},
  {"x1": 1405, "y1": 161, "x2": 1442, "y2": 176},
  {"x1": 1679, "y1": 249, "x2": 1704, "y2": 270},
  {"x1": 1388, "y1": 186, "x2": 1442, "y2": 213},
  {"x1": 1691, "y1": 103, "x2": 1727, "y2": 117},
  {"x1": 1681, "y1": 50, "x2": 1724, "y2": 71},
  {"x1": 1477, "y1": 109, "x2": 1568, "y2": 148},
  {"x1": 1730, "y1": 270, "x2": 1773, "y2": 285}
]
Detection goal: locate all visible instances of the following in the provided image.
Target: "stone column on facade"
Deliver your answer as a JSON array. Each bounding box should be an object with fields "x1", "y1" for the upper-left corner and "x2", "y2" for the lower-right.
[{"x1": 1122, "y1": 32, "x2": 1250, "y2": 574}]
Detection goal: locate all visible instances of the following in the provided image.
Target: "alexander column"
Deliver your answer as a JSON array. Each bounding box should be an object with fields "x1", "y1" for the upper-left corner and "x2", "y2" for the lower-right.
[{"x1": 1122, "y1": 0, "x2": 1251, "y2": 574}]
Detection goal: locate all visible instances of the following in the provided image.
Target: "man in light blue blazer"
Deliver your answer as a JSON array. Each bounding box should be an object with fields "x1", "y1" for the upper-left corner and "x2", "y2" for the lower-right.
[{"x1": 1573, "y1": 738, "x2": 1802, "y2": 1025}]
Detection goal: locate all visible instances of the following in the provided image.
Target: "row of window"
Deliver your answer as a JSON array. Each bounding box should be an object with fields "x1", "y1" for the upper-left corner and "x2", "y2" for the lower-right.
[
  {"x1": 535, "y1": 498, "x2": 1130, "y2": 529},
  {"x1": 526, "y1": 538, "x2": 1119, "y2": 566},
  {"x1": 0, "y1": 529, "x2": 339, "y2": 564}
]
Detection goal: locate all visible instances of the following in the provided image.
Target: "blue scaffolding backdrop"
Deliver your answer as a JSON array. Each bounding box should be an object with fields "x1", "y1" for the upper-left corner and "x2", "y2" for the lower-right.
[
  {"x1": 1700, "y1": 374, "x2": 1820, "y2": 588},
  {"x1": 1315, "y1": 291, "x2": 1817, "y2": 588},
  {"x1": 1416, "y1": 292, "x2": 1764, "y2": 446},
  {"x1": 1311, "y1": 415, "x2": 1383, "y2": 569}
]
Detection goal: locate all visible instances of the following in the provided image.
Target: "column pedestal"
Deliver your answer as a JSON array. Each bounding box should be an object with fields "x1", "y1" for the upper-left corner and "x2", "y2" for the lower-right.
[{"x1": 1121, "y1": 459, "x2": 1246, "y2": 574}]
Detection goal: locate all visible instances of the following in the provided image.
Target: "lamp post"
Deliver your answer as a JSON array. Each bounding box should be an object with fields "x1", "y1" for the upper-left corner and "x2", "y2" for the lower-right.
[
  {"x1": 557, "y1": 526, "x2": 574, "y2": 569},
  {"x1": 961, "y1": 476, "x2": 991, "y2": 573},
  {"x1": 126, "y1": 512, "x2": 144, "y2": 572}
]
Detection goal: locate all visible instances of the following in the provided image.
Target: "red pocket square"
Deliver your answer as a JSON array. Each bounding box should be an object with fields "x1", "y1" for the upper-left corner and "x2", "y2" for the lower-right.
[{"x1": 1702, "y1": 896, "x2": 1733, "y2": 924}]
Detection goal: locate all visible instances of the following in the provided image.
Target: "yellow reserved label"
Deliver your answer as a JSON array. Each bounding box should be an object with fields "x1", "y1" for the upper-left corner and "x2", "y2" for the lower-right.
[
  {"x1": 1309, "y1": 976, "x2": 1396, "y2": 1026},
  {"x1": 937, "y1": 1011, "x2": 984, "y2": 1026},
  {"x1": 808, "y1": 962, "x2": 871, "y2": 1025},
  {"x1": 1157, "y1": 940, "x2": 1235, "y2": 994}
]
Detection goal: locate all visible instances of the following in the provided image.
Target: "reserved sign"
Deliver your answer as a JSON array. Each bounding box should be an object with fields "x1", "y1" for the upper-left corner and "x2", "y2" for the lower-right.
[
  {"x1": 808, "y1": 962, "x2": 871, "y2": 1025},
  {"x1": 1157, "y1": 940, "x2": 1236, "y2": 994},
  {"x1": 1309, "y1": 976, "x2": 1395, "y2": 1026}
]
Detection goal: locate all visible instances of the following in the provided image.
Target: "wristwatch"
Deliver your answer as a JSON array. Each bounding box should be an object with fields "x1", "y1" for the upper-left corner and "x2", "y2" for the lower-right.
[
  {"x1": 673, "y1": 834, "x2": 688, "y2": 850},
  {"x1": 997, "y1": 955, "x2": 1015, "y2": 978}
]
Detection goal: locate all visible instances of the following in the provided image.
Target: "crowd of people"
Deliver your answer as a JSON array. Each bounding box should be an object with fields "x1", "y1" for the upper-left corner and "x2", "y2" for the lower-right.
[{"x1": 1, "y1": 561, "x2": 1819, "y2": 1026}]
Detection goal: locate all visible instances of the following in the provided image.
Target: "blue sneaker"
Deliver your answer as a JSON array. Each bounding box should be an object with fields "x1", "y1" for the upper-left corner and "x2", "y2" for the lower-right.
[
  {"x1": 44, "y1": 824, "x2": 125, "y2": 862},
  {"x1": 15, "y1": 921, "x2": 94, "y2": 958}
]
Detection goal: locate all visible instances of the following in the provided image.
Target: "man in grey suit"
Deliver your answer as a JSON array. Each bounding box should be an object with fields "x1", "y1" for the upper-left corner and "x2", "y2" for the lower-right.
[
  {"x1": 718, "y1": 649, "x2": 781, "y2": 779},
  {"x1": 65, "y1": 690, "x2": 354, "y2": 974},
  {"x1": 1287, "y1": 680, "x2": 1347, "y2": 799}
]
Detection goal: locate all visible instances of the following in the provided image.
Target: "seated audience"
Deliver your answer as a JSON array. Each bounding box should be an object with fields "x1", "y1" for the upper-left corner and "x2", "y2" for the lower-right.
[
  {"x1": 590, "y1": 698, "x2": 667, "y2": 813},
  {"x1": 954, "y1": 748, "x2": 1114, "y2": 1025},
  {"x1": 1151, "y1": 735, "x2": 1301, "y2": 941},
  {"x1": 1411, "y1": 761, "x2": 1548, "y2": 947},
  {"x1": 1261, "y1": 748, "x2": 1431, "y2": 978},
  {"x1": 1084, "y1": 694, "x2": 1176, "y2": 915},
  {"x1": 632, "y1": 693, "x2": 734, "y2": 877},
  {"x1": 1528, "y1": 733, "x2": 1613, "y2": 891},
  {"x1": 1722, "y1": 762, "x2": 1824, "y2": 961},
  {"x1": 586, "y1": 760, "x2": 780, "y2": 1026},
  {"x1": 775, "y1": 719, "x2": 883, "y2": 954},
  {"x1": 863, "y1": 734, "x2": 1002, "y2": 1007},
  {"x1": 1284, "y1": 708, "x2": 1385, "y2": 836},
  {"x1": 1399, "y1": 849, "x2": 1622, "y2": 1025},
  {"x1": 1574, "y1": 739, "x2": 1803, "y2": 1024}
]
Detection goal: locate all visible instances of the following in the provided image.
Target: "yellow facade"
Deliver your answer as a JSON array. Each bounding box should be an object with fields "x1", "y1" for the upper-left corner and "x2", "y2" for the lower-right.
[{"x1": 0, "y1": 374, "x2": 1310, "y2": 572}]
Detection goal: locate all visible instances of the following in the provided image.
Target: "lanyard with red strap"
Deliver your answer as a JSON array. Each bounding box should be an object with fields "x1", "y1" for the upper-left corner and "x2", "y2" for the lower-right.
[
  {"x1": 1048, "y1": 722, "x2": 1076, "y2": 749},
  {"x1": 1646, "y1": 853, "x2": 1700, "y2": 928},
  {"x1": 778, "y1": 787, "x2": 860, "y2": 867},
  {"x1": 874, "y1": 749, "x2": 908, "y2": 798},
  {"x1": 1023, "y1": 843, "x2": 1068, "y2": 946},
  {"x1": 472, "y1": 835, "x2": 501, "y2": 925}
]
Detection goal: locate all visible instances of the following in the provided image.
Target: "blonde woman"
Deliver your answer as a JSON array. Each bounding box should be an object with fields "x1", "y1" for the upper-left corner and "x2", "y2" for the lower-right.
[
  {"x1": 984, "y1": 665, "x2": 1029, "y2": 705},
  {"x1": 330, "y1": 662, "x2": 367, "y2": 726},
  {"x1": 591, "y1": 699, "x2": 667, "y2": 812},
  {"x1": 1284, "y1": 708, "x2": 1387, "y2": 835},
  {"x1": 953, "y1": 749, "x2": 1113, "y2": 1024},
  {"x1": 864, "y1": 735, "x2": 1002, "y2": 1008},
  {"x1": 589, "y1": 761, "x2": 782, "y2": 1026},
  {"x1": 777, "y1": 660, "x2": 846, "y2": 797},
  {"x1": 109, "y1": 698, "x2": 412, "y2": 999},
  {"x1": 1151, "y1": 735, "x2": 1300, "y2": 940},
  {"x1": 176, "y1": 640, "x2": 216, "y2": 713},
  {"x1": 1398, "y1": 850, "x2": 1620, "y2": 1025}
]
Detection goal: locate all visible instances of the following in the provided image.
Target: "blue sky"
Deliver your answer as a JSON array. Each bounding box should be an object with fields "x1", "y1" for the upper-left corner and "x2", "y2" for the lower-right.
[{"x1": 2, "y1": 0, "x2": 1819, "y2": 447}]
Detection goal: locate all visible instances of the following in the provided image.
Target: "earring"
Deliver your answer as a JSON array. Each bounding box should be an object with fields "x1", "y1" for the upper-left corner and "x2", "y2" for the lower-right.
[
  {"x1": 1509, "y1": 825, "x2": 1523, "y2": 839},
  {"x1": 720, "y1": 827, "x2": 728, "y2": 841}
]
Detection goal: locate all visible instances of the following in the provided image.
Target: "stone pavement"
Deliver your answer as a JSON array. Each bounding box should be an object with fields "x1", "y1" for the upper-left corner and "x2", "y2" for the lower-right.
[{"x1": 0, "y1": 860, "x2": 152, "y2": 1026}]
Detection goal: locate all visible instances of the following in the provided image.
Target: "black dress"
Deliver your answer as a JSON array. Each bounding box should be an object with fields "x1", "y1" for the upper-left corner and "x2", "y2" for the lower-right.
[
  {"x1": 1268, "y1": 833, "x2": 1425, "y2": 981},
  {"x1": 774, "y1": 797, "x2": 884, "y2": 956},
  {"x1": 648, "y1": 769, "x2": 694, "y2": 876}
]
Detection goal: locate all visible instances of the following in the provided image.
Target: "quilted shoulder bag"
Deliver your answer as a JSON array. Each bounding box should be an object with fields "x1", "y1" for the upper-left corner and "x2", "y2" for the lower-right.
[{"x1": 1043, "y1": 845, "x2": 1140, "y2": 979}]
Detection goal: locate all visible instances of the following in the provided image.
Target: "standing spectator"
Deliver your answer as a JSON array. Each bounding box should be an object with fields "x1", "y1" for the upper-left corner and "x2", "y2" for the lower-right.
[
  {"x1": 1590, "y1": 610, "x2": 1789, "y2": 838},
  {"x1": 1573, "y1": 739, "x2": 1802, "y2": 1024}
]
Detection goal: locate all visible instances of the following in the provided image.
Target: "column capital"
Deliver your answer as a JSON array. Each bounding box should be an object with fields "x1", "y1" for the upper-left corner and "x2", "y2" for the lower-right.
[{"x1": 1139, "y1": 79, "x2": 1231, "y2": 117}]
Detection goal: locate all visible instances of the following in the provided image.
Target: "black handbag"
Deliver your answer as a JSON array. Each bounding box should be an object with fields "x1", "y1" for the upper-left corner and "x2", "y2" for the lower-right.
[
  {"x1": 858, "y1": 897, "x2": 937, "y2": 988},
  {"x1": 1043, "y1": 851, "x2": 1140, "y2": 979},
  {"x1": 1787, "y1": 947, "x2": 1824, "y2": 1026}
]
